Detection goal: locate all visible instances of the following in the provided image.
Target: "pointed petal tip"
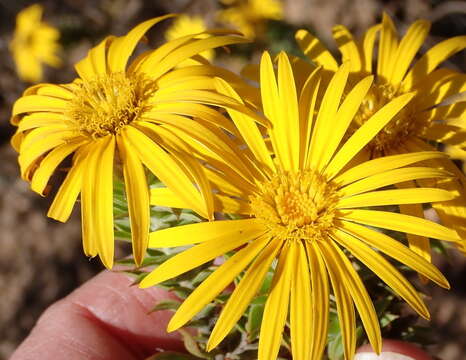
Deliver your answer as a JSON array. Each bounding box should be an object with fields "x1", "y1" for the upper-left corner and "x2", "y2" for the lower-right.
[
  {"x1": 166, "y1": 319, "x2": 181, "y2": 333},
  {"x1": 294, "y1": 29, "x2": 308, "y2": 40},
  {"x1": 100, "y1": 255, "x2": 114, "y2": 270}
]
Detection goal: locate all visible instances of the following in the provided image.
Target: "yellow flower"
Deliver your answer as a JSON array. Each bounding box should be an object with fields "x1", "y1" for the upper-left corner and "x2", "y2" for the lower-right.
[
  {"x1": 296, "y1": 13, "x2": 466, "y2": 258},
  {"x1": 10, "y1": 15, "x2": 257, "y2": 269},
  {"x1": 165, "y1": 14, "x2": 214, "y2": 66},
  {"x1": 10, "y1": 4, "x2": 61, "y2": 82},
  {"x1": 217, "y1": 0, "x2": 283, "y2": 39},
  {"x1": 142, "y1": 52, "x2": 458, "y2": 360}
]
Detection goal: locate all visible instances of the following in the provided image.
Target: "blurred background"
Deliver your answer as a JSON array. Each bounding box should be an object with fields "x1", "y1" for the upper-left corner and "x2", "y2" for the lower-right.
[{"x1": 0, "y1": 0, "x2": 465, "y2": 359}]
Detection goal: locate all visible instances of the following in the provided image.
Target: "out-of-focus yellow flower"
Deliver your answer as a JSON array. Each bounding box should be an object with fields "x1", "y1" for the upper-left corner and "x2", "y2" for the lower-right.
[
  {"x1": 143, "y1": 52, "x2": 456, "y2": 360},
  {"x1": 165, "y1": 14, "x2": 214, "y2": 66},
  {"x1": 217, "y1": 0, "x2": 283, "y2": 39},
  {"x1": 10, "y1": 15, "x2": 257, "y2": 268},
  {"x1": 296, "y1": 13, "x2": 466, "y2": 258},
  {"x1": 10, "y1": 4, "x2": 61, "y2": 82}
]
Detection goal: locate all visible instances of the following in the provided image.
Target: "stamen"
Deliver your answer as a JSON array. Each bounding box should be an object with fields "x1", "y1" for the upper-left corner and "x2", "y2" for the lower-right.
[
  {"x1": 66, "y1": 72, "x2": 156, "y2": 138},
  {"x1": 249, "y1": 170, "x2": 339, "y2": 242},
  {"x1": 353, "y1": 80, "x2": 427, "y2": 155}
]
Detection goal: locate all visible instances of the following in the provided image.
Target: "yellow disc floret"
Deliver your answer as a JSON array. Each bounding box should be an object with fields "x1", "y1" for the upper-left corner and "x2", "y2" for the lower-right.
[
  {"x1": 353, "y1": 80, "x2": 425, "y2": 155},
  {"x1": 250, "y1": 170, "x2": 339, "y2": 241},
  {"x1": 67, "y1": 72, "x2": 156, "y2": 138}
]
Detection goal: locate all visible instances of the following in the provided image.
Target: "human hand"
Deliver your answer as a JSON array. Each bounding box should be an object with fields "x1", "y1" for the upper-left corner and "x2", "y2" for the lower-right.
[
  {"x1": 10, "y1": 271, "x2": 184, "y2": 360},
  {"x1": 356, "y1": 339, "x2": 433, "y2": 360}
]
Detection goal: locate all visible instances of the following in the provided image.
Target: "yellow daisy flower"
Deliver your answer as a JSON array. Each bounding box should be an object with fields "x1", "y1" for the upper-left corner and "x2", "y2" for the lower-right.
[
  {"x1": 295, "y1": 13, "x2": 466, "y2": 258},
  {"x1": 142, "y1": 52, "x2": 458, "y2": 360},
  {"x1": 10, "y1": 4, "x2": 61, "y2": 83},
  {"x1": 165, "y1": 14, "x2": 214, "y2": 66},
  {"x1": 217, "y1": 0, "x2": 283, "y2": 39},
  {"x1": 10, "y1": 15, "x2": 260, "y2": 269}
]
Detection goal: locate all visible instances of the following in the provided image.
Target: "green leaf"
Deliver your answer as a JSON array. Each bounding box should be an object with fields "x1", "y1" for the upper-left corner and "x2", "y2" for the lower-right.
[
  {"x1": 246, "y1": 303, "x2": 264, "y2": 341},
  {"x1": 149, "y1": 300, "x2": 181, "y2": 313},
  {"x1": 149, "y1": 352, "x2": 201, "y2": 360},
  {"x1": 178, "y1": 329, "x2": 210, "y2": 359}
]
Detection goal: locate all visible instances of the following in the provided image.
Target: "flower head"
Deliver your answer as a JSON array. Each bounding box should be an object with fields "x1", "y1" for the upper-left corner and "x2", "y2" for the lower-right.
[
  {"x1": 296, "y1": 13, "x2": 466, "y2": 257},
  {"x1": 165, "y1": 14, "x2": 214, "y2": 66},
  {"x1": 10, "y1": 4, "x2": 61, "y2": 82},
  {"x1": 142, "y1": 52, "x2": 458, "y2": 360},
  {"x1": 217, "y1": 0, "x2": 283, "y2": 39},
  {"x1": 10, "y1": 15, "x2": 255, "y2": 268}
]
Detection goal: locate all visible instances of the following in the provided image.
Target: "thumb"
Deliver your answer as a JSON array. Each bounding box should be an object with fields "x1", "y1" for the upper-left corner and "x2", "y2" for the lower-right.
[{"x1": 10, "y1": 270, "x2": 184, "y2": 360}]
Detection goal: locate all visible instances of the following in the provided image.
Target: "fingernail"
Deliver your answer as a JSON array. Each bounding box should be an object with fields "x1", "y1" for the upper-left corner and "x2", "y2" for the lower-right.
[{"x1": 354, "y1": 352, "x2": 416, "y2": 360}]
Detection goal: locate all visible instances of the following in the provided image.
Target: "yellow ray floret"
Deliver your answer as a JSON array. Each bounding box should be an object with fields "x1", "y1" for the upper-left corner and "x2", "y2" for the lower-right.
[
  {"x1": 217, "y1": 0, "x2": 283, "y2": 39},
  {"x1": 10, "y1": 4, "x2": 61, "y2": 82},
  {"x1": 10, "y1": 15, "x2": 256, "y2": 268},
  {"x1": 295, "y1": 12, "x2": 466, "y2": 255},
  {"x1": 143, "y1": 52, "x2": 457, "y2": 360}
]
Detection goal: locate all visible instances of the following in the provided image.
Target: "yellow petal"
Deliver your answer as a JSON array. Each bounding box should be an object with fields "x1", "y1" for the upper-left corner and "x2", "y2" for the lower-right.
[
  {"x1": 298, "y1": 67, "x2": 321, "y2": 167},
  {"x1": 338, "y1": 209, "x2": 460, "y2": 242},
  {"x1": 377, "y1": 13, "x2": 398, "y2": 82},
  {"x1": 140, "y1": 221, "x2": 266, "y2": 288},
  {"x1": 150, "y1": 187, "x2": 250, "y2": 214},
  {"x1": 107, "y1": 15, "x2": 176, "y2": 73},
  {"x1": 167, "y1": 235, "x2": 271, "y2": 332},
  {"x1": 276, "y1": 51, "x2": 300, "y2": 170},
  {"x1": 308, "y1": 62, "x2": 350, "y2": 170},
  {"x1": 403, "y1": 35, "x2": 466, "y2": 89},
  {"x1": 290, "y1": 242, "x2": 312, "y2": 360},
  {"x1": 258, "y1": 242, "x2": 293, "y2": 360},
  {"x1": 149, "y1": 218, "x2": 263, "y2": 247},
  {"x1": 117, "y1": 134, "x2": 150, "y2": 266},
  {"x1": 324, "y1": 240, "x2": 382, "y2": 355},
  {"x1": 214, "y1": 78, "x2": 274, "y2": 174},
  {"x1": 333, "y1": 25, "x2": 362, "y2": 71},
  {"x1": 260, "y1": 51, "x2": 287, "y2": 169},
  {"x1": 152, "y1": 89, "x2": 269, "y2": 128},
  {"x1": 207, "y1": 237, "x2": 281, "y2": 351},
  {"x1": 146, "y1": 113, "x2": 255, "y2": 183},
  {"x1": 395, "y1": 181, "x2": 432, "y2": 268},
  {"x1": 295, "y1": 29, "x2": 338, "y2": 71},
  {"x1": 334, "y1": 151, "x2": 448, "y2": 187},
  {"x1": 75, "y1": 36, "x2": 114, "y2": 80},
  {"x1": 325, "y1": 92, "x2": 415, "y2": 179},
  {"x1": 332, "y1": 228, "x2": 430, "y2": 319},
  {"x1": 124, "y1": 125, "x2": 206, "y2": 217},
  {"x1": 306, "y1": 242, "x2": 330, "y2": 360},
  {"x1": 361, "y1": 24, "x2": 381, "y2": 73},
  {"x1": 13, "y1": 95, "x2": 67, "y2": 116},
  {"x1": 337, "y1": 187, "x2": 455, "y2": 209},
  {"x1": 17, "y1": 112, "x2": 68, "y2": 132},
  {"x1": 339, "y1": 166, "x2": 451, "y2": 197},
  {"x1": 80, "y1": 143, "x2": 98, "y2": 257},
  {"x1": 338, "y1": 220, "x2": 449, "y2": 288},
  {"x1": 149, "y1": 102, "x2": 237, "y2": 135},
  {"x1": 47, "y1": 148, "x2": 87, "y2": 222},
  {"x1": 31, "y1": 138, "x2": 87, "y2": 195},
  {"x1": 147, "y1": 35, "x2": 249, "y2": 80},
  {"x1": 19, "y1": 128, "x2": 76, "y2": 180},
  {"x1": 316, "y1": 240, "x2": 356, "y2": 360},
  {"x1": 92, "y1": 136, "x2": 116, "y2": 268},
  {"x1": 390, "y1": 20, "x2": 430, "y2": 85},
  {"x1": 318, "y1": 75, "x2": 373, "y2": 170}
]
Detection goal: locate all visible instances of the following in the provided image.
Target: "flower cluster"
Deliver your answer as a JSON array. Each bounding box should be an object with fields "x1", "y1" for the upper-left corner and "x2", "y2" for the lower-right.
[{"x1": 9, "y1": 7, "x2": 466, "y2": 360}]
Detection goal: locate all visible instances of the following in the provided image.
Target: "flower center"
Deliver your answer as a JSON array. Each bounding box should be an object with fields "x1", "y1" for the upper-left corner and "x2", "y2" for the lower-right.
[
  {"x1": 67, "y1": 72, "x2": 156, "y2": 138},
  {"x1": 249, "y1": 170, "x2": 339, "y2": 241},
  {"x1": 354, "y1": 80, "x2": 423, "y2": 155}
]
